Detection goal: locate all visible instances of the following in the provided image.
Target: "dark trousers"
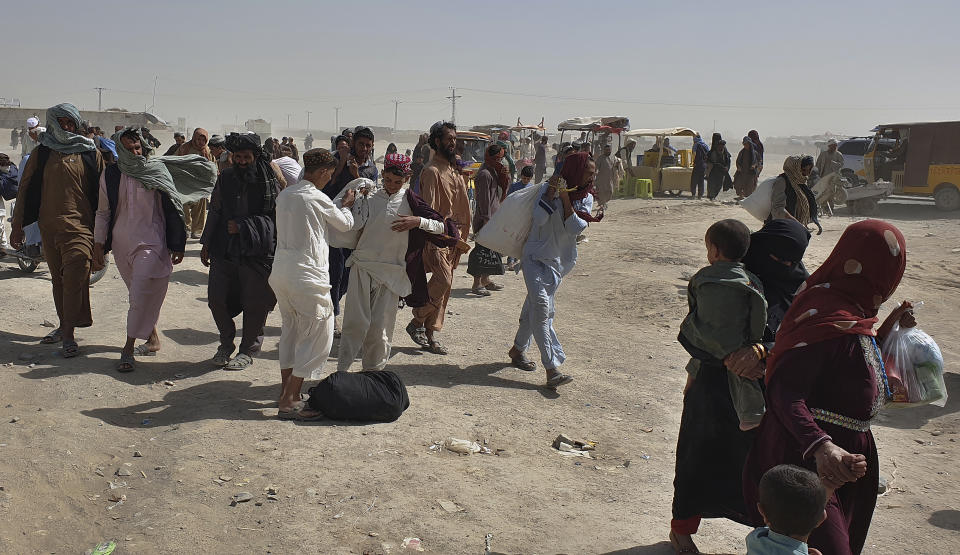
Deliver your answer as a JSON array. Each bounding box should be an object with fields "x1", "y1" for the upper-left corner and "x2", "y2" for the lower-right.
[
  {"x1": 329, "y1": 247, "x2": 352, "y2": 317},
  {"x1": 690, "y1": 167, "x2": 706, "y2": 197},
  {"x1": 535, "y1": 164, "x2": 546, "y2": 183},
  {"x1": 208, "y1": 257, "x2": 277, "y2": 356}
]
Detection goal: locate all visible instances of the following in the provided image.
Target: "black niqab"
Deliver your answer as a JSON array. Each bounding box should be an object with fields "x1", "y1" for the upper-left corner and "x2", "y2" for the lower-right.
[{"x1": 742, "y1": 219, "x2": 810, "y2": 338}]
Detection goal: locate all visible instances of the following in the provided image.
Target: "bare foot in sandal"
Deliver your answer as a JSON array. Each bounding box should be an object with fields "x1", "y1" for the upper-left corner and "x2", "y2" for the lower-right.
[
  {"x1": 545, "y1": 368, "x2": 574, "y2": 389},
  {"x1": 508, "y1": 346, "x2": 536, "y2": 371},
  {"x1": 669, "y1": 531, "x2": 700, "y2": 554},
  {"x1": 426, "y1": 340, "x2": 448, "y2": 355},
  {"x1": 131, "y1": 328, "x2": 162, "y2": 356}
]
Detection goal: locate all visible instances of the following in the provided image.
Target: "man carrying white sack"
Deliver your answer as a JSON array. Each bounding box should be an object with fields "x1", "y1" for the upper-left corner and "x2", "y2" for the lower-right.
[
  {"x1": 336, "y1": 153, "x2": 456, "y2": 374},
  {"x1": 270, "y1": 148, "x2": 357, "y2": 419}
]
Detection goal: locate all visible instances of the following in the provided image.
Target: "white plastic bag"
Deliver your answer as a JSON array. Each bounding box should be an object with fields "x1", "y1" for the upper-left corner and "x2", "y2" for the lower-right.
[
  {"x1": 741, "y1": 177, "x2": 777, "y2": 221},
  {"x1": 475, "y1": 182, "x2": 547, "y2": 259},
  {"x1": 327, "y1": 178, "x2": 374, "y2": 249},
  {"x1": 881, "y1": 323, "x2": 947, "y2": 407}
]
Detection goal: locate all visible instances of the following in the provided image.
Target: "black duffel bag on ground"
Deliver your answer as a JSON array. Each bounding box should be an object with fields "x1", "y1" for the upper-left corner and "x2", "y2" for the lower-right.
[{"x1": 306, "y1": 370, "x2": 410, "y2": 422}]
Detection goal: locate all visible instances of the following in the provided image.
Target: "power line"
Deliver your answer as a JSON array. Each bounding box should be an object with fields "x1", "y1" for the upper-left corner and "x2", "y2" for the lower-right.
[{"x1": 457, "y1": 87, "x2": 960, "y2": 112}]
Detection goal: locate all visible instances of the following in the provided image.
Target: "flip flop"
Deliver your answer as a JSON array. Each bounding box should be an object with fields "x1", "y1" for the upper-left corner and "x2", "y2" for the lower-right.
[
  {"x1": 426, "y1": 341, "x2": 448, "y2": 355},
  {"x1": 40, "y1": 328, "x2": 62, "y2": 344},
  {"x1": 117, "y1": 353, "x2": 136, "y2": 373},
  {"x1": 61, "y1": 340, "x2": 80, "y2": 359},
  {"x1": 483, "y1": 282, "x2": 504, "y2": 291},
  {"x1": 471, "y1": 287, "x2": 491, "y2": 297},
  {"x1": 405, "y1": 321, "x2": 429, "y2": 347},
  {"x1": 545, "y1": 373, "x2": 574, "y2": 389},
  {"x1": 132, "y1": 344, "x2": 158, "y2": 357}
]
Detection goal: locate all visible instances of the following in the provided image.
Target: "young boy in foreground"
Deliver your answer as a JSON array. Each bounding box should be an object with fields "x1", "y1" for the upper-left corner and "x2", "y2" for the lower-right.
[
  {"x1": 747, "y1": 465, "x2": 827, "y2": 555},
  {"x1": 679, "y1": 218, "x2": 768, "y2": 430}
]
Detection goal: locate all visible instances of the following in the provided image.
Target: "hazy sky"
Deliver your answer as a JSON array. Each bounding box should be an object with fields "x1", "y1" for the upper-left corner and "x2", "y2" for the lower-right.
[{"x1": 6, "y1": 1, "x2": 959, "y2": 138}]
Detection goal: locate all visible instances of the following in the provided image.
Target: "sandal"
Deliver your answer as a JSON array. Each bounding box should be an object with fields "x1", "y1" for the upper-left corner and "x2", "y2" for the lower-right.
[
  {"x1": 117, "y1": 353, "x2": 136, "y2": 373},
  {"x1": 61, "y1": 340, "x2": 80, "y2": 359},
  {"x1": 425, "y1": 340, "x2": 448, "y2": 355},
  {"x1": 405, "y1": 321, "x2": 429, "y2": 347},
  {"x1": 510, "y1": 353, "x2": 537, "y2": 372},
  {"x1": 212, "y1": 346, "x2": 233, "y2": 367},
  {"x1": 471, "y1": 287, "x2": 491, "y2": 297},
  {"x1": 132, "y1": 343, "x2": 158, "y2": 357},
  {"x1": 294, "y1": 409, "x2": 326, "y2": 422},
  {"x1": 669, "y1": 531, "x2": 700, "y2": 554},
  {"x1": 483, "y1": 282, "x2": 504, "y2": 291},
  {"x1": 277, "y1": 401, "x2": 306, "y2": 420},
  {"x1": 545, "y1": 372, "x2": 574, "y2": 389},
  {"x1": 40, "y1": 328, "x2": 62, "y2": 344},
  {"x1": 224, "y1": 353, "x2": 253, "y2": 371}
]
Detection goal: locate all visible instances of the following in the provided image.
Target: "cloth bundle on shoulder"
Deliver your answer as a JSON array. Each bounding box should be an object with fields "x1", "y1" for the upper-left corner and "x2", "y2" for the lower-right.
[
  {"x1": 306, "y1": 370, "x2": 410, "y2": 422},
  {"x1": 741, "y1": 177, "x2": 777, "y2": 221},
  {"x1": 475, "y1": 182, "x2": 547, "y2": 259}
]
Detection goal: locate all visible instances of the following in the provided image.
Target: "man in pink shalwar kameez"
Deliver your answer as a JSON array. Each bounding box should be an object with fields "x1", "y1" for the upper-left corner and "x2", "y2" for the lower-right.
[{"x1": 94, "y1": 130, "x2": 187, "y2": 372}]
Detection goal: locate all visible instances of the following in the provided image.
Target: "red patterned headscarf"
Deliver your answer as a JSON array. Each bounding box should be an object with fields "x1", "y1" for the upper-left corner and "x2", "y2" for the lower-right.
[
  {"x1": 766, "y1": 220, "x2": 906, "y2": 382},
  {"x1": 560, "y1": 152, "x2": 602, "y2": 222},
  {"x1": 384, "y1": 153, "x2": 411, "y2": 175},
  {"x1": 484, "y1": 147, "x2": 510, "y2": 198}
]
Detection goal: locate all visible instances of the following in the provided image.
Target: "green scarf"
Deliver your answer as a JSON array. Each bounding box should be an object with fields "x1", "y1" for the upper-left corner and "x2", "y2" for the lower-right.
[
  {"x1": 39, "y1": 103, "x2": 96, "y2": 154},
  {"x1": 112, "y1": 127, "x2": 218, "y2": 224}
]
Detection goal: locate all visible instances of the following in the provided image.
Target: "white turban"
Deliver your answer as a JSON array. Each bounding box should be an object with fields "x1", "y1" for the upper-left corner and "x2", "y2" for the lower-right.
[{"x1": 26, "y1": 117, "x2": 39, "y2": 128}]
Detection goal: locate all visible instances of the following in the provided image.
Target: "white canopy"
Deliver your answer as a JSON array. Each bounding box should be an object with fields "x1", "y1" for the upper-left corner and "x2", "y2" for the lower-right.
[
  {"x1": 624, "y1": 127, "x2": 698, "y2": 138},
  {"x1": 557, "y1": 116, "x2": 630, "y2": 131}
]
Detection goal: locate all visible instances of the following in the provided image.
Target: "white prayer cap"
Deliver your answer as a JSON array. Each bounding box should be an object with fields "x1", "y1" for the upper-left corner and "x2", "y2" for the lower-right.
[{"x1": 26, "y1": 117, "x2": 39, "y2": 128}]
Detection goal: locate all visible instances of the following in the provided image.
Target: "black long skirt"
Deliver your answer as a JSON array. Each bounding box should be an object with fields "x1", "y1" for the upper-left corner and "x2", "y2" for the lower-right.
[{"x1": 672, "y1": 362, "x2": 757, "y2": 527}]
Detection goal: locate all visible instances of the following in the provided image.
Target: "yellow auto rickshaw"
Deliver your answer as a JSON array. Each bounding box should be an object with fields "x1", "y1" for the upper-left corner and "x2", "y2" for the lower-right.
[{"x1": 863, "y1": 121, "x2": 960, "y2": 211}]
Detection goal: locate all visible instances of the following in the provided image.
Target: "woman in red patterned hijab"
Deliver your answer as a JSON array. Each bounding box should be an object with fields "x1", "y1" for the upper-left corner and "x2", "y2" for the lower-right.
[{"x1": 768, "y1": 219, "x2": 908, "y2": 381}]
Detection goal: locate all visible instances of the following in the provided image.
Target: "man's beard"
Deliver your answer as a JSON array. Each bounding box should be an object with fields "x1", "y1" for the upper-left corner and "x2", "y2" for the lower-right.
[
  {"x1": 234, "y1": 163, "x2": 258, "y2": 183},
  {"x1": 439, "y1": 144, "x2": 457, "y2": 163}
]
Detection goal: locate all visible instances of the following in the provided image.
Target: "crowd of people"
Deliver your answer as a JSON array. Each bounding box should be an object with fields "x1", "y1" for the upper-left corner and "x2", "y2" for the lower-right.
[{"x1": 2, "y1": 102, "x2": 917, "y2": 555}]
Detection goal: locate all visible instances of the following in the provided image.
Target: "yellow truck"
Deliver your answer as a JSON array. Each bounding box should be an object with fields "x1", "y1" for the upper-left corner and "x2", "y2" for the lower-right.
[{"x1": 863, "y1": 121, "x2": 960, "y2": 211}]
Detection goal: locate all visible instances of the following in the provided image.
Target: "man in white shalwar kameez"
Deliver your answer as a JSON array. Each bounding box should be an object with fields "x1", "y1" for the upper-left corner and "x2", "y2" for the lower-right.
[
  {"x1": 337, "y1": 154, "x2": 445, "y2": 372},
  {"x1": 271, "y1": 149, "x2": 357, "y2": 417}
]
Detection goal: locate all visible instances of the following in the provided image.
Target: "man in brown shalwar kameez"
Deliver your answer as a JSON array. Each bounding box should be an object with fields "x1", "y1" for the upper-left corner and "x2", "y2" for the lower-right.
[
  {"x1": 11, "y1": 103, "x2": 105, "y2": 357},
  {"x1": 405, "y1": 121, "x2": 471, "y2": 355}
]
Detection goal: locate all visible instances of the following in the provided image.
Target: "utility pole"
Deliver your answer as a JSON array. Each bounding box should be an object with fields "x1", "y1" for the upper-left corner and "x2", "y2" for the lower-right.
[
  {"x1": 149, "y1": 76, "x2": 158, "y2": 113},
  {"x1": 306, "y1": 110, "x2": 312, "y2": 133},
  {"x1": 334, "y1": 107, "x2": 341, "y2": 132},
  {"x1": 94, "y1": 87, "x2": 106, "y2": 111},
  {"x1": 286, "y1": 113, "x2": 291, "y2": 132},
  {"x1": 446, "y1": 87, "x2": 461, "y2": 124},
  {"x1": 393, "y1": 100, "x2": 401, "y2": 132}
]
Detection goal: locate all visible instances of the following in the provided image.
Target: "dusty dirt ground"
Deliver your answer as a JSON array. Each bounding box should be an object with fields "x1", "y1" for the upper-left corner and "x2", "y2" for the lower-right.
[{"x1": 1, "y1": 173, "x2": 959, "y2": 554}]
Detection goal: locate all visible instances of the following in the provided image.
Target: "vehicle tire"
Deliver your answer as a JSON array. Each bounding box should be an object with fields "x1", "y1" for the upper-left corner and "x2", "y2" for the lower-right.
[
  {"x1": 934, "y1": 184, "x2": 960, "y2": 211},
  {"x1": 850, "y1": 198, "x2": 879, "y2": 216},
  {"x1": 17, "y1": 257, "x2": 39, "y2": 273},
  {"x1": 90, "y1": 256, "x2": 110, "y2": 285}
]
